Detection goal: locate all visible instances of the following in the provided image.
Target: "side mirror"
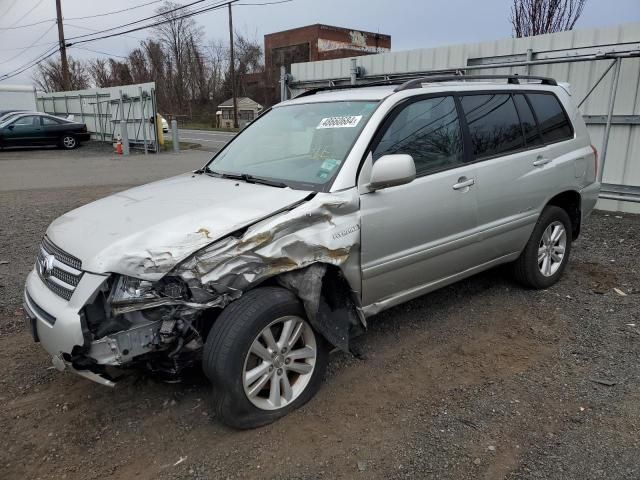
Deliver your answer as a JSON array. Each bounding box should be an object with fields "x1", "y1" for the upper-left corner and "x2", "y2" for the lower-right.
[{"x1": 368, "y1": 154, "x2": 416, "y2": 191}]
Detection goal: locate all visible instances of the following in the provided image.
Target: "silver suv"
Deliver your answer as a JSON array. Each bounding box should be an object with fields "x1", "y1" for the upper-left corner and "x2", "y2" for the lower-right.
[{"x1": 24, "y1": 75, "x2": 600, "y2": 428}]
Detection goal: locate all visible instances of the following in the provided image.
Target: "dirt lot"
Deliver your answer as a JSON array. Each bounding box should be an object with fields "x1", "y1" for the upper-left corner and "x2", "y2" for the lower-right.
[{"x1": 1, "y1": 148, "x2": 638, "y2": 479}]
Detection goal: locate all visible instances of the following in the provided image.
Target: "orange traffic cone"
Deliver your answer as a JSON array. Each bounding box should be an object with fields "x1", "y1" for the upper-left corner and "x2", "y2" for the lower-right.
[{"x1": 115, "y1": 134, "x2": 123, "y2": 155}]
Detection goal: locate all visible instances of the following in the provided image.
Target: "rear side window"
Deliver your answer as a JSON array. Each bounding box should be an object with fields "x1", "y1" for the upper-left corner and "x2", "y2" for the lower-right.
[
  {"x1": 526, "y1": 93, "x2": 573, "y2": 143},
  {"x1": 42, "y1": 116, "x2": 63, "y2": 126},
  {"x1": 513, "y1": 94, "x2": 542, "y2": 147},
  {"x1": 373, "y1": 96, "x2": 464, "y2": 176},
  {"x1": 460, "y1": 94, "x2": 524, "y2": 159}
]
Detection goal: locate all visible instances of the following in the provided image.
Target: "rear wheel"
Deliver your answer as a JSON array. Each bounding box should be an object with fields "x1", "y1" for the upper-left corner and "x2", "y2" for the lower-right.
[
  {"x1": 513, "y1": 206, "x2": 572, "y2": 289},
  {"x1": 60, "y1": 134, "x2": 77, "y2": 149},
  {"x1": 203, "y1": 287, "x2": 329, "y2": 429}
]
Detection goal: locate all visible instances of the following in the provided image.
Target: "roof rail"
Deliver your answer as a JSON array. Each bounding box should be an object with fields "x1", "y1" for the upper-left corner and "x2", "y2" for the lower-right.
[
  {"x1": 293, "y1": 79, "x2": 403, "y2": 99},
  {"x1": 393, "y1": 74, "x2": 558, "y2": 92}
]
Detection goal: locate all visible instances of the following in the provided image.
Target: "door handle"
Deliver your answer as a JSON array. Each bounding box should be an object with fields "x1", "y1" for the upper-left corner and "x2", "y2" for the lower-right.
[
  {"x1": 533, "y1": 155, "x2": 551, "y2": 167},
  {"x1": 452, "y1": 177, "x2": 475, "y2": 190}
]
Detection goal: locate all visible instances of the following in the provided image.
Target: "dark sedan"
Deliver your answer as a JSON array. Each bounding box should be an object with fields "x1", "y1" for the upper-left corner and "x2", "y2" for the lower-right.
[{"x1": 0, "y1": 112, "x2": 90, "y2": 150}]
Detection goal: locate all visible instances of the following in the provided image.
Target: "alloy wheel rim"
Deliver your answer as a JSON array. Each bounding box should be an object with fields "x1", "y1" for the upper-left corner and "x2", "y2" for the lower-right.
[
  {"x1": 242, "y1": 315, "x2": 317, "y2": 411},
  {"x1": 64, "y1": 136, "x2": 75, "y2": 148},
  {"x1": 538, "y1": 221, "x2": 567, "y2": 277}
]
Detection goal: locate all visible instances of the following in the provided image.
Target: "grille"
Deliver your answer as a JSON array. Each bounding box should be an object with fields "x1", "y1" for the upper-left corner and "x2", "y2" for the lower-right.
[
  {"x1": 36, "y1": 237, "x2": 84, "y2": 301},
  {"x1": 42, "y1": 236, "x2": 82, "y2": 270}
]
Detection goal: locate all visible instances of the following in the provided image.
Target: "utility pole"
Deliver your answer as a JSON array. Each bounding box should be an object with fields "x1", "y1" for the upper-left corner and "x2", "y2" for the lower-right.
[
  {"x1": 55, "y1": 0, "x2": 70, "y2": 90},
  {"x1": 227, "y1": 2, "x2": 238, "y2": 129}
]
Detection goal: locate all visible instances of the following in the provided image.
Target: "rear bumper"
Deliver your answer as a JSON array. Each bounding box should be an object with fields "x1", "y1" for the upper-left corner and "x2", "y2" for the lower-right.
[{"x1": 77, "y1": 132, "x2": 91, "y2": 142}]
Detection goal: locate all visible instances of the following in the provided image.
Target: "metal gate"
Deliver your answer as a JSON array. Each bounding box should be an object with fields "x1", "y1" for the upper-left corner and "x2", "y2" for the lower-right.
[{"x1": 36, "y1": 82, "x2": 159, "y2": 153}]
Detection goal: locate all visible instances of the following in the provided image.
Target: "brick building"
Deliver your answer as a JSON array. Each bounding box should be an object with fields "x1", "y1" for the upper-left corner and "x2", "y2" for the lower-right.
[
  {"x1": 265, "y1": 24, "x2": 391, "y2": 73},
  {"x1": 246, "y1": 24, "x2": 391, "y2": 106}
]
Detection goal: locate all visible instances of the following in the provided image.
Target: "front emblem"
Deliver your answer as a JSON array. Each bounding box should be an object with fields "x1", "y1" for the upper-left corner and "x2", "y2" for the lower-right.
[{"x1": 39, "y1": 253, "x2": 55, "y2": 278}]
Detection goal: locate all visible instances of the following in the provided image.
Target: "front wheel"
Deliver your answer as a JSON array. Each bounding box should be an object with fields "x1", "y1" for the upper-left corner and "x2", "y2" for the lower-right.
[
  {"x1": 203, "y1": 287, "x2": 329, "y2": 429},
  {"x1": 60, "y1": 134, "x2": 77, "y2": 149},
  {"x1": 513, "y1": 205, "x2": 572, "y2": 289}
]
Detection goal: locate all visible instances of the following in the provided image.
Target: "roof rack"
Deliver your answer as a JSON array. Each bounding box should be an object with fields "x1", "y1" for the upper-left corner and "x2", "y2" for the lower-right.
[
  {"x1": 293, "y1": 79, "x2": 402, "y2": 99},
  {"x1": 394, "y1": 74, "x2": 557, "y2": 92},
  {"x1": 292, "y1": 74, "x2": 558, "y2": 99}
]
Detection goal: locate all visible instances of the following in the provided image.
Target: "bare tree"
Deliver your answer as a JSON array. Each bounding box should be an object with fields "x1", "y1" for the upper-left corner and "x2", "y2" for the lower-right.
[
  {"x1": 206, "y1": 39, "x2": 228, "y2": 105},
  {"x1": 33, "y1": 55, "x2": 89, "y2": 92},
  {"x1": 153, "y1": 1, "x2": 204, "y2": 112},
  {"x1": 88, "y1": 58, "x2": 111, "y2": 87},
  {"x1": 510, "y1": 0, "x2": 587, "y2": 37}
]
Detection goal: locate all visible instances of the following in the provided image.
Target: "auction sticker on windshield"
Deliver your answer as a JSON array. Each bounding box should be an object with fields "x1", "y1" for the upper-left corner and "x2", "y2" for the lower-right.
[{"x1": 317, "y1": 115, "x2": 362, "y2": 129}]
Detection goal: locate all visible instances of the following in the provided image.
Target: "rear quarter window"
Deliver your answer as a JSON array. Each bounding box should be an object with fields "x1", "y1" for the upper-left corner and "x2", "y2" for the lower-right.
[{"x1": 527, "y1": 93, "x2": 573, "y2": 143}]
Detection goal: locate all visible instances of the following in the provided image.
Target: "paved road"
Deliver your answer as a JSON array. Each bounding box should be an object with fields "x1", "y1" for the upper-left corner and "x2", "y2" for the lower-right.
[
  {"x1": 0, "y1": 146, "x2": 210, "y2": 191},
  {"x1": 175, "y1": 128, "x2": 236, "y2": 152}
]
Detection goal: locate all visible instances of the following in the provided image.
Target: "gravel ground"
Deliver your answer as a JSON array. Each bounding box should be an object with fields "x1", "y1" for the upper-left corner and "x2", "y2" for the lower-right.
[{"x1": 0, "y1": 167, "x2": 638, "y2": 479}]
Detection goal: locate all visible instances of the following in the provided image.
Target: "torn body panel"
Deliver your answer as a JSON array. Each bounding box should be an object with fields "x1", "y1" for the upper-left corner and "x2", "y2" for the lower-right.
[
  {"x1": 89, "y1": 189, "x2": 364, "y2": 363},
  {"x1": 172, "y1": 189, "x2": 364, "y2": 350},
  {"x1": 45, "y1": 173, "x2": 313, "y2": 279}
]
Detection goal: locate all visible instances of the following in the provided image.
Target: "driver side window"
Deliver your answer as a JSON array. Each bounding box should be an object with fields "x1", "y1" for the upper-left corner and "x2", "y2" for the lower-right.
[
  {"x1": 373, "y1": 96, "x2": 464, "y2": 176},
  {"x1": 12, "y1": 116, "x2": 38, "y2": 128}
]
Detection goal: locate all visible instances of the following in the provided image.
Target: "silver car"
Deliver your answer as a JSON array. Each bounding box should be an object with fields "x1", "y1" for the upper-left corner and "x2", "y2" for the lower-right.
[{"x1": 24, "y1": 75, "x2": 600, "y2": 428}]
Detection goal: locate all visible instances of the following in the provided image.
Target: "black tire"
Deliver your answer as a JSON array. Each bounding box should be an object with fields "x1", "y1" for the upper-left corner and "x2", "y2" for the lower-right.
[
  {"x1": 60, "y1": 134, "x2": 77, "y2": 150},
  {"x1": 513, "y1": 205, "x2": 572, "y2": 289},
  {"x1": 203, "y1": 286, "x2": 329, "y2": 429}
]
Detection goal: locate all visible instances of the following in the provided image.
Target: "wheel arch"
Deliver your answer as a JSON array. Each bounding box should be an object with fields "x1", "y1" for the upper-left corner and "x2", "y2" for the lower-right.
[
  {"x1": 545, "y1": 190, "x2": 582, "y2": 240},
  {"x1": 257, "y1": 262, "x2": 365, "y2": 353}
]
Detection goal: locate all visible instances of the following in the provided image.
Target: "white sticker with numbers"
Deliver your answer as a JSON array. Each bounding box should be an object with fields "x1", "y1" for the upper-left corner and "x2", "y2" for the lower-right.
[{"x1": 317, "y1": 115, "x2": 362, "y2": 129}]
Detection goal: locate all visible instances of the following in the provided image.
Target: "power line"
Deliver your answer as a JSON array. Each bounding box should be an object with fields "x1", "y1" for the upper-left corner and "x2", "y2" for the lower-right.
[
  {"x1": 1, "y1": 0, "x2": 287, "y2": 82},
  {"x1": 65, "y1": 0, "x2": 164, "y2": 20},
  {"x1": 65, "y1": 22, "x2": 148, "y2": 42},
  {"x1": 72, "y1": 45, "x2": 129, "y2": 60},
  {"x1": 0, "y1": 46, "x2": 60, "y2": 82},
  {"x1": 0, "y1": 0, "x2": 165, "y2": 31},
  {"x1": 65, "y1": 0, "x2": 211, "y2": 42},
  {"x1": 3, "y1": 0, "x2": 46, "y2": 29},
  {"x1": 0, "y1": 22, "x2": 57, "y2": 65},
  {"x1": 0, "y1": 1, "x2": 18, "y2": 20},
  {"x1": 0, "y1": 0, "x2": 226, "y2": 82},
  {"x1": 0, "y1": 18, "x2": 54, "y2": 31},
  {"x1": 0, "y1": 40, "x2": 57, "y2": 52},
  {"x1": 67, "y1": 1, "x2": 237, "y2": 46},
  {"x1": 237, "y1": 0, "x2": 293, "y2": 5}
]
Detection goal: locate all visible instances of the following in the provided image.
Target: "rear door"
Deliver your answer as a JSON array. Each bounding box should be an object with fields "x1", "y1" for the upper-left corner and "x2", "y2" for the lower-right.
[
  {"x1": 460, "y1": 92, "x2": 551, "y2": 262},
  {"x1": 360, "y1": 95, "x2": 480, "y2": 308}
]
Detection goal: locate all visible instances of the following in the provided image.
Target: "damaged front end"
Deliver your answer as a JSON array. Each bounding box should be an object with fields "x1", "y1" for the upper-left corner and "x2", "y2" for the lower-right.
[{"x1": 73, "y1": 189, "x2": 364, "y2": 381}]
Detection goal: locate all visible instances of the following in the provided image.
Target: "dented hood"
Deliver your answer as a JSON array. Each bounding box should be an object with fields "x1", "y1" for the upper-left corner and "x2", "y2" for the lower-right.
[{"x1": 46, "y1": 173, "x2": 312, "y2": 279}]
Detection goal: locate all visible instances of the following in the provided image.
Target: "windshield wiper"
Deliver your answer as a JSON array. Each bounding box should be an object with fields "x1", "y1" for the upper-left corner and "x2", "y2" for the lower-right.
[{"x1": 206, "y1": 169, "x2": 287, "y2": 188}]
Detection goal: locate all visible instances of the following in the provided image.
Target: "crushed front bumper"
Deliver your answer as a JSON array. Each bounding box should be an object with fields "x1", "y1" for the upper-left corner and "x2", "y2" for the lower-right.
[{"x1": 23, "y1": 267, "x2": 112, "y2": 384}]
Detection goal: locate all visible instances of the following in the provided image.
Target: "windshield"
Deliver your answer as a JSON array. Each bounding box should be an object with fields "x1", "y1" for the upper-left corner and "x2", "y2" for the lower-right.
[{"x1": 206, "y1": 101, "x2": 379, "y2": 190}]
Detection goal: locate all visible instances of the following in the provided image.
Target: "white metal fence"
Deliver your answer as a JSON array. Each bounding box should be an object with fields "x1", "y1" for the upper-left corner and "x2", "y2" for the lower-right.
[
  {"x1": 36, "y1": 82, "x2": 158, "y2": 153},
  {"x1": 287, "y1": 23, "x2": 640, "y2": 213}
]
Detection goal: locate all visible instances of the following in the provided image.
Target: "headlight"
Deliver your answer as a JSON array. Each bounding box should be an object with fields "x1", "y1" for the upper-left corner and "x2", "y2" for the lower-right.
[
  {"x1": 109, "y1": 275, "x2": 157, "y2": 305},
  {"x1": 108, "y1": 275, "x2": 192, "y2": 315}
]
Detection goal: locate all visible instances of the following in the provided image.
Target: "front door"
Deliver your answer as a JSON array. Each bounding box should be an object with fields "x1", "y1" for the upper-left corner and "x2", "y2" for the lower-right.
[
  {"x1": 359, "y1": 95, "x2": 480, "y2": 308},
  {"x1": 3, "y1": 115, "x2": 44, "y2": 146}
]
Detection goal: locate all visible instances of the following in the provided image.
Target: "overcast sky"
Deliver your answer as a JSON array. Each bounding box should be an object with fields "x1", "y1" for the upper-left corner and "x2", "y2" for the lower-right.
[{"x1": 1, "y1": 0, "x2": 639, "y2": 84}]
